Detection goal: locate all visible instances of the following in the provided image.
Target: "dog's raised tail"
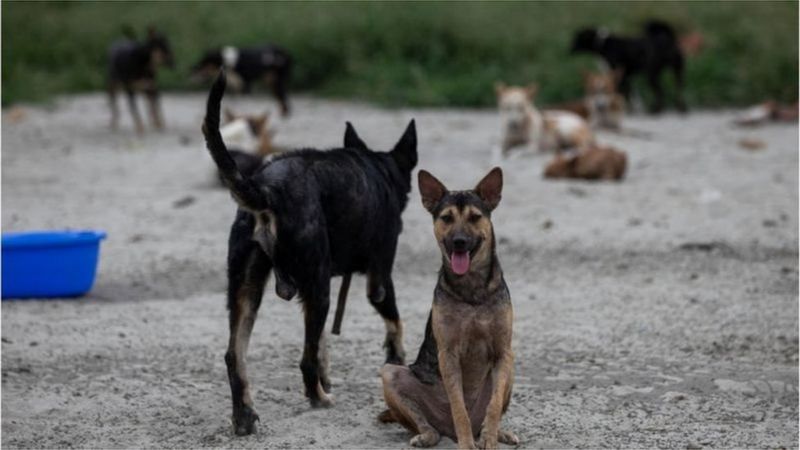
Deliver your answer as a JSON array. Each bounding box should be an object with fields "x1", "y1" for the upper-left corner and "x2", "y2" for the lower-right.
[{"x1": 203, "y1": 70, "x2": 270, "y2": 211}]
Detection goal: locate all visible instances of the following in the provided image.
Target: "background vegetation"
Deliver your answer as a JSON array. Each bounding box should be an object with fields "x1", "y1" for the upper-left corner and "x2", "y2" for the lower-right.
[{"x1": 3, "y1": 1, "x2": 797, "y2": 108}]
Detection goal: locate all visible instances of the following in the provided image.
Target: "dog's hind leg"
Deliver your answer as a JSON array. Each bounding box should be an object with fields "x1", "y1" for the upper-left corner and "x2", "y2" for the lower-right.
[
  {"x1": 647, "y1": 70, "x2": 665, "y2": 114},
  {"x1": 380, "y1": 365, "x2": 442, "y2": 448},
  {"x1": 300, "y1": 269, "x2": 334, "y2": 408},
  {"x1": 368, "y1": 272, "x2": 406, "y2": 365},
  {"x1": 108, "y1": 81, "x2": 120, "y2": 131},
  {"x1": 224, "y1": 213, "x2": 271, "y2": 435},
  {"x1": 145, "y1": 86, "x2": 165, "y2": 130},
  {"x1": 125, "y1": 86, "x2": 145, "y2": 134},
  {"x1": 672, "y1": 56, "x2": 688, "y2": 113}
]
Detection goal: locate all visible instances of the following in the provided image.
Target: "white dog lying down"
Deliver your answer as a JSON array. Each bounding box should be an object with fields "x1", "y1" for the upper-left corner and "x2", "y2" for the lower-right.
[{"x1": 495, "y1": 83, "x2": 593, "y2": 156}]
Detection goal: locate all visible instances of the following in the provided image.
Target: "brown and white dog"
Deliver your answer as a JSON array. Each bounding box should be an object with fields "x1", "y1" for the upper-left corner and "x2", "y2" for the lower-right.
[
  {"x1": 222, "y1": 108, "x2": 276, "y2": 157},
  {"x1": 544, "y1": 144, "x2": 627, "y2": 181},
  {"x1": 549, "y1": 71, "x2": 625, "y2": 130},
  {"x1": 496, "y1": 83, "x2": 593, "y2": 156},
  {"x1": 380, "y1": 168, "x2": 518, "y2": 449}
]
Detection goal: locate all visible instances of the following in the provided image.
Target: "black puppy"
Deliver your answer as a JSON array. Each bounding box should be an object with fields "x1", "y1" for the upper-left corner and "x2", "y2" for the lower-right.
[
  {"x1": 107, "y1": 26, "x2": 174, "y2": 133},
  {"x1": 193, "y1": 45, "x2": 292, "y2": 116},
  {"x1": 203, "y1": 71, "x2": 417, "y2": 435},
  {"x1": 571, "y1": 20, "x2": 687, "y2": 113}
]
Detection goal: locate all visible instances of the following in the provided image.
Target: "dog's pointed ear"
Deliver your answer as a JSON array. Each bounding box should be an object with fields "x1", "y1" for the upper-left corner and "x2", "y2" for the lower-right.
[
  {"x1": 344, "y1": 122, "x2": 368, "y2": 150},
  {"x1": 418, "y1": 170, "x2": 447, "y2": 213},
  {"x1": 524, "y1": 83, "x2": 538, "y2": 100},
  {"x1": 146, "y1": 25, "x2": 158, "y2": 39},
  {"x1": 494, "y1": 81, "x2": 507, "y2": 97},
  {"x1": 474, "y1": 167, "x2": 503, "y2": 211},
  {"x1": 224, "y1": 107, "x2": 237, "y2": 124},
  {"x1": 391, "y1": 119, "x2": 418, "y2": 173}
]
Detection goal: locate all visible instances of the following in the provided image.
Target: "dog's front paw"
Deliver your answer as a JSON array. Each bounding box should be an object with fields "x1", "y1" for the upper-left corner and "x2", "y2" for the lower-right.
[
  {"x1": 477, "y1": 428, "x2": 498, "y2": 449},
  {"x1": 410, "y1": 430, "x2": 440, "y2": 448},
  {"x1": 498, "y1": 429, "x2": 519, "y2": 446},
  {"x1": 232, "y1": 405, "x2": 260, "y2": 436}
]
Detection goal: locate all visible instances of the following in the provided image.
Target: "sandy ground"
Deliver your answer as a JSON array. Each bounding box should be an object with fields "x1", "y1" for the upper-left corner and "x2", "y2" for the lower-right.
[{"x1": 1, "y1": 92, "x2": 798, "y2": 449}]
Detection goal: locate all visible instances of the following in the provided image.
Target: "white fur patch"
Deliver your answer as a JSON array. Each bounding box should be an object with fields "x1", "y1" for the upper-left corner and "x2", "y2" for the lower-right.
[
  {"x1": 545, "y1": 111, "x2": 585, "y2": 137},
  {"x1": 222, "y1": 46, "x2": 239, "y2": 68},
  {"x1": 220, "y1": 118, "x2": 258, "y2": 151}
]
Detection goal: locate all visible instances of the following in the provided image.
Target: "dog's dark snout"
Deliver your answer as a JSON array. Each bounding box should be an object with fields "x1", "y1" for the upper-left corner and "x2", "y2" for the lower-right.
[{"x1": 452, "y1": 235, "x2": 469, "y2": 252}]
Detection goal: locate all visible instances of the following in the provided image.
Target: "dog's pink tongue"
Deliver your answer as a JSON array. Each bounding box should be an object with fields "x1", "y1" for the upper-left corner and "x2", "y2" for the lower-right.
[{"x1": 450, "y1": 251, "x2": 470, "y2": 275}]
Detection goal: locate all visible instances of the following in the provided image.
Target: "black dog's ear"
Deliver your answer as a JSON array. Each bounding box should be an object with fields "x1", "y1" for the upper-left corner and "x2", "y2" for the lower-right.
[
  {"x1": 147, "y1": 25, "x2": 158, "y2": 39},
  {"x1": 418, "y1": 170, "x2": 447, "y2": 213},
  {"x1": 391, "y1": 119, "x2": 417, "y2": 173},
  {"x1": 344, "y1": 122, "x2": 368, "y2": 150},
  {"x1": 474, "y1": 167, "x2": 503, "y2": 211}
]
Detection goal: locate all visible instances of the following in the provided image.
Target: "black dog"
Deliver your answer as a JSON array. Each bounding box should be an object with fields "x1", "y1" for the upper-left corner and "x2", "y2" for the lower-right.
[
  {"x1": 571, "y1": 20, "x2": 687, "y2": 113},
  {"x1": 107, "y1": 26, "x2": 174, "y2": 133},
  {"x1": 203, "y1": 71, "x2": 417, "y2": 435},
  {"x1": 193, "y1": 45, "x2": 292, "y2": 116}
]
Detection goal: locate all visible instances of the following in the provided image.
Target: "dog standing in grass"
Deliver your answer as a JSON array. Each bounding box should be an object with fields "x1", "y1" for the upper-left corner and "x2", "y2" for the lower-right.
[
  {"x1": 107, "y1": 26, "x2": 174, "y2": 133},
  {"x1": 203, "y1": 71, "x2": 417, "y2": 435},
  {"x1": 380, "y1": 168, "x2": 518, "y2": 449},
  {"x1": 496, "y1": 82, "x2": 593, "y2": 156}
]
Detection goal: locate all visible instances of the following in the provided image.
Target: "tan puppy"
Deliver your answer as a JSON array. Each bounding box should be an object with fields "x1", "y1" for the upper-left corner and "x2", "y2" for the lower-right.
[
  {"x1": 381, "y1": 168, "x2": 518, "y2": 449},
  {"x1": 583, "y1": 71, "x2": 626, "y2": 130},
  {"x1": 222, "y1": 108, "x2": 277, "y2": 157},
  {"x1": 544, "y1": 144, "x2": 627, "y2": 181},
  {"x1": 496, "y1": 82, "x2": 593, "y2": 155},
  {"x1": 547, "y1": 71, "x2": 625, "y2": 130}
]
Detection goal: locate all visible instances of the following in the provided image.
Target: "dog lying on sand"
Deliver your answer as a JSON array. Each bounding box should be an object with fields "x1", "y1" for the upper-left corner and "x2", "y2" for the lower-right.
[
  {"x1": 203, "y1": 71, "x2": 417, "y2": 435},
  {"x1": 544, "y1": 144, "x2": 627, "y2": 181},
  {"x1": 380, "y1": 168, "x2": 519, "y2": 449},
  {"x1": 496, "y1": 83, "x2": 593, "y2": 156}
]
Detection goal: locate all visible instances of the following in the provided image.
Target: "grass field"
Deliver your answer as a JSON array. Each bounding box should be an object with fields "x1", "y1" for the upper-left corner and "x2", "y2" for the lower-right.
[{"x1": 2, "y1": 1, "x2": 797, "y2": 108}]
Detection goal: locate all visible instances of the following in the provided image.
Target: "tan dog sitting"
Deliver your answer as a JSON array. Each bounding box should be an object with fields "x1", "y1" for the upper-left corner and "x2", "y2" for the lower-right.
[
  {"x1": 496, "y1": 82, "x2": 593, "y2": 156},
  {"x1": 380, "y1": 168, "x2": 518, "y2": 449},
  {"x1": 222, "y1": 108, "x2": 277, "y2": 157},
  {"x1": 549, "y1": 71, "x2": 625, "y2": 130},
  {"x1": 583, "y1": 71, "x2": 625, "y2": 130},
  {"x1": 544, "y1": 145, "x2": 627, "y2": 181}
]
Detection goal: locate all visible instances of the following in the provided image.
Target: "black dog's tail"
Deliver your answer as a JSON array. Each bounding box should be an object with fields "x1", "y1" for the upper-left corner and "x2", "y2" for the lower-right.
[{"x1": 203, "y1": 70, "x2": 271, "y2": 211}]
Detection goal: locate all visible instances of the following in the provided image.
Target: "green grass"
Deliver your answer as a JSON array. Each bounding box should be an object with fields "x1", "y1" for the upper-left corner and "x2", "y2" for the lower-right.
[{"x1": 2, "y1": 1, "x2": 797, "y2": 108}]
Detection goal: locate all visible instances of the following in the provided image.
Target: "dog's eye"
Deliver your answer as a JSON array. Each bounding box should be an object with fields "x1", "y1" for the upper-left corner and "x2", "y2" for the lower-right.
[
  {"x1": 469, "y1": 213, "x2": 482, "y2": 223},
  {"x1": 440, "y1": 214, "x2": 454, "y2": 224}
]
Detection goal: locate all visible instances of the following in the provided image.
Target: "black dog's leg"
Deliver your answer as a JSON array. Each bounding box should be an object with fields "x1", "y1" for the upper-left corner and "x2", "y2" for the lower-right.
[
  {"x1": 145, "y1": 87, "x2": 165, "y2": 130},
  {"x1": 125, "y1": 87, "x2": 145, "y2": 134},
  {"x1": 300, "y1": 273, "x2": 333, "y2": 408},
  {"x1": 108, "y1": 81, "x2": 120, "y2": 131},
  {"x1": 647, "y1": 70, "x2": 665, "y2": 114},
  {"x1": 368, "y1": 271, "x2": 406, "y2": 365},
  {"x1": 672, "y1": 56, "x2": 688, "y2": 113},
  {"x1": 272, "y1": 68, "x2": 290, "y2": 117},
  {"x1": 225, "y1": 214, "x2": 271, "y2": 436}
]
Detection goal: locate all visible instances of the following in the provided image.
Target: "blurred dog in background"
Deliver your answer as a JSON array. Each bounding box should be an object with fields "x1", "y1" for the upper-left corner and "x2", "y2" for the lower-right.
[
  {"x1": 192, "y1": 44, "x2": 293, "y2": 116},
  {"x1": 107, "y1": 26, "x2": 174, "y2": 133},
  {"x1": 571, "y1": 20, "x2": 687, "y2": 113},
  {"x1": 550, "y1": 70, "x2": 626, "y2": 130},
  {"x1": 496, "y1": 83, "x2": 593, "y2": 156}
]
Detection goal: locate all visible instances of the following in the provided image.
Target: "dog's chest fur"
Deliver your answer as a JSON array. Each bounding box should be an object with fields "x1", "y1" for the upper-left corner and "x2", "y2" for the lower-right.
[{"x1": 432, "y1": 273, "x2": 511, "y2": 390}]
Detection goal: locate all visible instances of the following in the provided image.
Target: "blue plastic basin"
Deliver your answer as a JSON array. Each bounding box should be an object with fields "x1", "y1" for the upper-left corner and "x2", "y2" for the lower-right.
[{"x1": 2, "y1": 230, "x2": 107, "y2": 299}]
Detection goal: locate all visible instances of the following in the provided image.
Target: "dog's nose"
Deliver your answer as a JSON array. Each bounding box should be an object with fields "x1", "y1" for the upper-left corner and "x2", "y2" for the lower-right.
[{"x1": 452, "y1": 236, "x2": 469, "y2": 252}]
